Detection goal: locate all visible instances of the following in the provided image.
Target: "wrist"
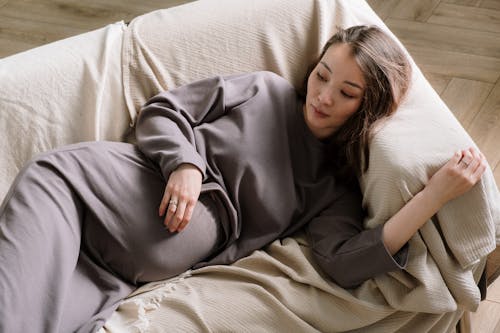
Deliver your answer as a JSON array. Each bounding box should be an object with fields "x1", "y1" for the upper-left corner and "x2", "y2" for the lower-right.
[
  {"x1": 382, "y1": 186, "x2": 444, "y2": 255},
  {"x1": 177, "y1": 163, "x2": 202, "y2": 174},
  {"x1": 419, "y1": 185, "x2": 446, "y2": 213}
]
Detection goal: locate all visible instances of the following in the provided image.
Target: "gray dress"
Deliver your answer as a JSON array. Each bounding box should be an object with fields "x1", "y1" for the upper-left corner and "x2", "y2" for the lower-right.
[{"x1": 0, "y1": 71, "x2": 406, "y2": 333}]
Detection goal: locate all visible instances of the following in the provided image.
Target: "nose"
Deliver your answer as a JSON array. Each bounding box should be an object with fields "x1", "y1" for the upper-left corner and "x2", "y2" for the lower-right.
[{"x1": 318, "y1": 89, "x2": 333, "y2": 106}]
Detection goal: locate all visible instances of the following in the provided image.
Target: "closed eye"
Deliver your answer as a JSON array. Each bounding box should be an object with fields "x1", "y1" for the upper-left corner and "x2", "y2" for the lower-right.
[
  {"x1": 341, "y1": 91, "x2": 354, "y2": 98},
  {"x1": 316, "y1": 72, "x2": 327, "y2": 82}
]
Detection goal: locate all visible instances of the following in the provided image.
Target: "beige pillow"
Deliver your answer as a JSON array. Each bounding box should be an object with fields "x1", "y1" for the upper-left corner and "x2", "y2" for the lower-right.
[{"x1": 361, "y1": 69, "x2": 500, "y2": 269}]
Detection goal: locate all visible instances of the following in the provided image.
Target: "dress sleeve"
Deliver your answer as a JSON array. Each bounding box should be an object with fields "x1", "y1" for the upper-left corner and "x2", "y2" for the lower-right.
[
  {"x1": 135, "y1": 73, "x2": 271, "y2": 179},
  {"x1": 306, "y1": 185, "x2": 409, "y2": 289}
]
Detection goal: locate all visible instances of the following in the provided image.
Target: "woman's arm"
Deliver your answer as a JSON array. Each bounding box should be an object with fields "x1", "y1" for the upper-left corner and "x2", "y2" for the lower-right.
[
  {"x1": 136, "y1": 76, "x2": 228, "y2": 233},
  {"x1": 307, "y1": 184, "x2": 408, "y2": 289},
  {"x1": 382, "y1": 147, "x2": 487, "y2": 255},
  {"x1": 135, "y1": 76, "x2": 228, "y2": 180},
  {"x1": 308, "y1": 147, "x2": 486, "y2": 288},
  {"x1": 136, "y1": 71, "x2": 293, "y2": 232}
]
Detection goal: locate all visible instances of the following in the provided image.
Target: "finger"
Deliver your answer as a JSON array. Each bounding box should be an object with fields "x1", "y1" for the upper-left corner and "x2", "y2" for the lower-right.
[
  {"x1": 170, "y1": 200, "x2": 187, "y2": 232},
  {"x1": 450, "y1": 150, "x2": 462, "y2": 167},
  {"x1": 164, "y1": 197, "x2": 179, "y2": 228},
  {"x1": 459, "y1": 149, "x2": 473, "y2": 168},
  {"x1": 472, "y1": 152, "x2": 487, "y2": 180},
  {"x1": 467, "y1": 147, "x2": 481, "y2": 172},
  {"x1": 159, "y1": 190, "x2": 171, "y2": 217},
  {"x1": 468, "y1": 146, "x2": 479, "y2": 155},
  {"x1": 178, "y1": 201, "x2": 196, "y2": 232}
]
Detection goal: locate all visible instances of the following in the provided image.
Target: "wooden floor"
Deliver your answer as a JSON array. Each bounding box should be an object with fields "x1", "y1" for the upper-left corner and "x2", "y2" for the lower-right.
[{"x1": 1, "y1": 0, "x2": 499, "y2": 331}]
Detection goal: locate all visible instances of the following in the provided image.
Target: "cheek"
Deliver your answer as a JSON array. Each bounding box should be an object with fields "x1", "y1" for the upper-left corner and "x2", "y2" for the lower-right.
[
  {"x1": 306, "y1": 78, "x2": 315, "y2": 98},
  {"x1": 339, "y1": 100, "x2": 361, "y2": 119}
]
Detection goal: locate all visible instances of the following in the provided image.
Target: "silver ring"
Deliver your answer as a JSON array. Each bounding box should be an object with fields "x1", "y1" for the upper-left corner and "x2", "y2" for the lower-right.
[
  {"x1": 169, "y1": 199, "x2": 178, "y2": 206},
  {"x1": 461, "y1": 160, "x2": 469, "y2": 167}
]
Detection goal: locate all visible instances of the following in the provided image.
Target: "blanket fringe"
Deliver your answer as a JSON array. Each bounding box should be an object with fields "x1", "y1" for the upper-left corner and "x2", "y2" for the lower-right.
[{"x1": 121, "y1": 270, "x2": 193, "y2": 332}]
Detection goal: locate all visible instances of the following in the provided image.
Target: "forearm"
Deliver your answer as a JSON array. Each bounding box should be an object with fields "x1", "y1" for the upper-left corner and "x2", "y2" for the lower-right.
[
  {"x1": 308, "y1": 186, "x2": 409, "y2": 288},
  {"x1": 383, "y1": 148, "x2": 487, "y2": 256},
  {"x1": 135, "y1": 95, "x2": 207, "y2": 179},
  {"x1": 382, "y1": 187, "x2": 443, "y2": 255}
]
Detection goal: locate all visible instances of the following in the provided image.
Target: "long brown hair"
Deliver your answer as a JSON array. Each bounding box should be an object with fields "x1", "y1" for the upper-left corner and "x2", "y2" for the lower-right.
[{"x1": 302, "y1": 25, "x2": 412, "y2": 182}]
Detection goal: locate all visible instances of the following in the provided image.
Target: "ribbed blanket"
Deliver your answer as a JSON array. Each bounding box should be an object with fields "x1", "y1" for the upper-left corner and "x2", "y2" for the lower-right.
[{"x1": 103, "y1": 232, "x2": 479, "y2": 332}]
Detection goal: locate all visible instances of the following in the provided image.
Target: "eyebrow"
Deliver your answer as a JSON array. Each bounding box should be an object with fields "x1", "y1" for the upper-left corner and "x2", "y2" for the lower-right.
[{"x1": 319, "y1": 61, "x2": 364, "y2": 90}]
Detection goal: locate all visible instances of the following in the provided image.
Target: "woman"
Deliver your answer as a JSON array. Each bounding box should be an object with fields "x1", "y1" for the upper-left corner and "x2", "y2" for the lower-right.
[{"x1": 0, "y1": 25, "x2": 485, "y2": 333}]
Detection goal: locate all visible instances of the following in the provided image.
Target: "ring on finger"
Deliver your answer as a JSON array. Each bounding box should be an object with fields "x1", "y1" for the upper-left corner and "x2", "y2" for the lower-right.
[
  {"x1": 169, "y1": 199, "x2": 178, "y2": 209},
  {"x1": 461, "y1": 160, "x2": 470, "y2": 168}
]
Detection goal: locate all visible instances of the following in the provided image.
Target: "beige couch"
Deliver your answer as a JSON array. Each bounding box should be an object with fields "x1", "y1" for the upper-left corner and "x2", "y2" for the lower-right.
[{"x1": 1, "y1": 0, "x2": 498, "y2": 331}]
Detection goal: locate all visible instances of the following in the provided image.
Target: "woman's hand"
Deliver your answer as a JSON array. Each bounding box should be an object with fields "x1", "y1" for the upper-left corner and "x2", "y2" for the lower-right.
[
  {"x1": 383, "y1": 147, "x2": 487, "y2": 255},
  {"x1": 425, "y1": 147, "x2": 487, "y2": 207},
  {"x1": 160, "y1": 164, "x2": 203, "y2": 232}
]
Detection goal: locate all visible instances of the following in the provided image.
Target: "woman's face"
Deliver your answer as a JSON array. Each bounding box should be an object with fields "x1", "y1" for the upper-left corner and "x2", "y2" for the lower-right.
[{"x1": 303, "y1": 43, "x2": 366, "y2": 140}]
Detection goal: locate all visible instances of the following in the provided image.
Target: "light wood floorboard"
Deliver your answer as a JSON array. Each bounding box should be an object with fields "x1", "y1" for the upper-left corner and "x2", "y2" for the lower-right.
[
  {"x1": 441, "y1": 78, "x2": 493, "y2": 129},
  {"x1": 445, "y1": 0, "x2": 485, "y2": 7},
  {"x1": 385, "y1": 18, "x2": 500, "y2": 59},
  {"x1": 467, "y1": 81, "x2": 500, "y2": 169},
  {"x1": 488, "y1": 278, "x2": 500, "y2": 301},
  {"x1": 469, "y1": 299, "x2": 500, "y2": 333},
  {"x1": 413, "y1": 47, "x2": 500, "y2": 83},
  {"x1": 423, "y1": 72, "x2": 453, "y2": 95},
  {"x1": 429, "y1": 2, "x2": 500, "y2": 33},
  {"x1": 387, "y1": 0, "x2": 441, "y2": 21},
  {"x1": 482, "y1": 0, "x2": 500, "y2": 10},
  {"x1": 1, "y1": 0, "x2": 500, "y2": 331},
  {"x1": 0, "y1": 0, "x2": 193, "y2": 58}
]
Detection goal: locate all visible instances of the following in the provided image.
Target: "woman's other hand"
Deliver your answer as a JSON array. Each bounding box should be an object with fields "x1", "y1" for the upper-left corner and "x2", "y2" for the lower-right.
[
  {"x1": 160, "y1": 164, "x2": 203, "y2": 232},
  {"x1": 382, "y1": 147, "x2": 487, "y2": 255},
  {"x1": 425, "y1": 147, "x2": 487, "y2": 207}
]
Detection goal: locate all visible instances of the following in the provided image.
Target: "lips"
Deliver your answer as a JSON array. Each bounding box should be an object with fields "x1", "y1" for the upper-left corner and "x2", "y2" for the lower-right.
[{"x1": 311, "y1": 105, "x2": 329, "y2": 118}]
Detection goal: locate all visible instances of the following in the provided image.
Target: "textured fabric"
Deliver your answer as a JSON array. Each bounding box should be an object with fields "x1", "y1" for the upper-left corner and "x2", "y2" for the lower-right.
[
  {"x1": 0, "y1": 22, "x2": 129, "y2": 202},
  {"x1": 0, "y1": 142, "x2": 224, "y2": 332},
  {"x1": 104, "y1": 232, "x2": 472, "y2": 333}
]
